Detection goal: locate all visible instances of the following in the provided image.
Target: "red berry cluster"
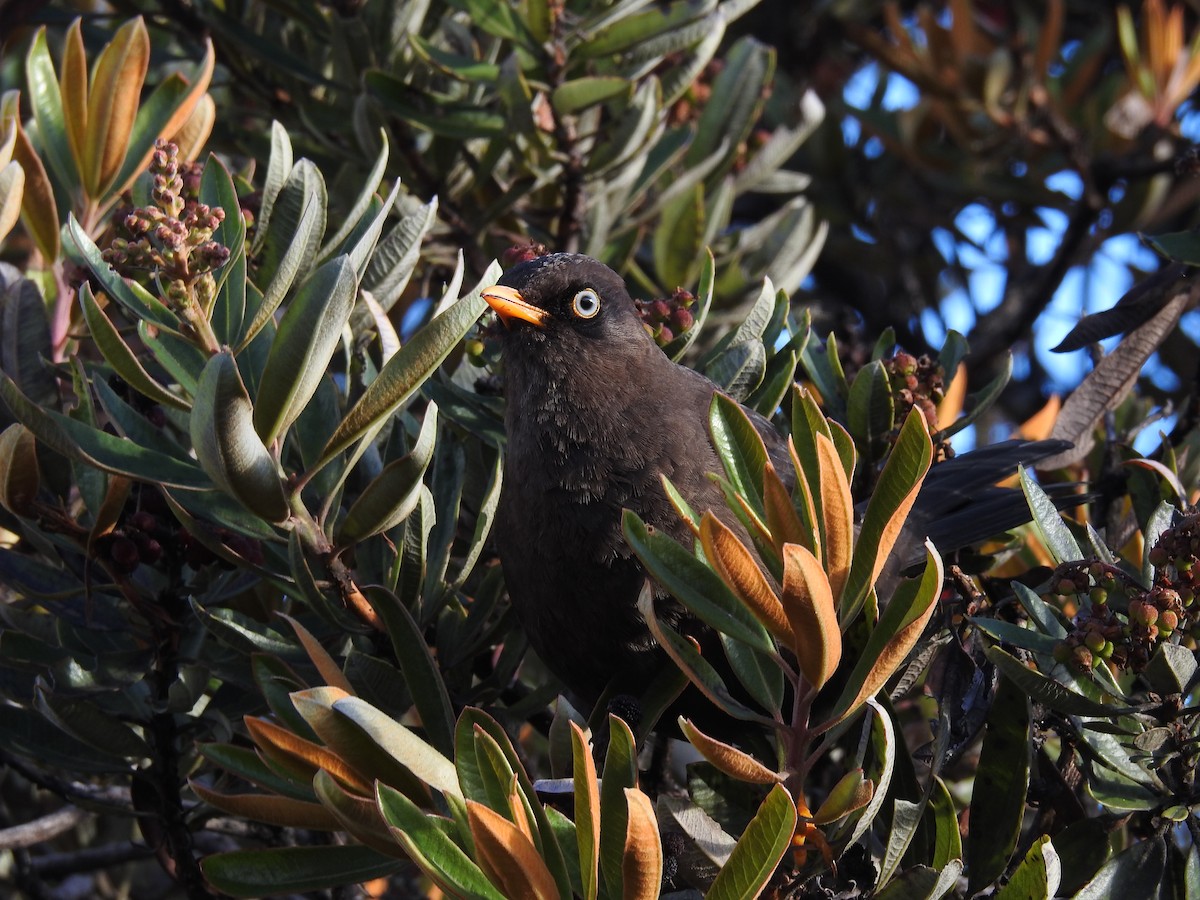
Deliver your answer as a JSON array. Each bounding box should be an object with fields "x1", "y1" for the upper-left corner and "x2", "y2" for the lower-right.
[
  {"x1": 103, "y1": 139, "x2": 230, "y2": 312},
  {"x1": 1051, "y1": 515, "x2": 1200, "y2": 675},
  {"x1": 637, "y1": 289, "x2": 696, "y2": 347},
  {"x1": 884, "y1": 351, "x2": 950, "y2": 458}
]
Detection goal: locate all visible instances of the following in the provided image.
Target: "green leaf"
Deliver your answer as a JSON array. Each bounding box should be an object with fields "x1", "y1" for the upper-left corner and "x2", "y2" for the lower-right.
[
  {"x1": 363, "y1": 196, "x2": 438, "y2": 312},
  {"x1": 847, "y1": 360, "x2": 894, "y2": 458},
  {"x1": 551, "y1": 77, "x2": 630, "y2": 114},
  {"x1": 985, "y1": 646, "x2": 1125, "y2": 716},
  {"x1": 198, "y1": 154, "x2": 246, "y2": 307},
  {"x1": 2, "y1": 268, "x2": 58, "y2": 410},
  {"x1": 577, "y1": 0, "x2": 714, "y2": 58},
  {"x1": 938, "y1": 354, "x2": 1012, "y2": 440},
  {"x1": 1074, "y1": 835, "x2": 1166, "y2": 899},
  {"x1": 337, "y1": 404, "x2": 439, "y2": 543},
  {"x1": 317, "y1": 135, "x2": 390, "y2": 264},
  {"x1": 599, "y1": 715, "x2": 638, "y2": 898},
  {"x1": 253, "y1": 255, "x2": 357, "y2": 445},
  {"x1": 1146, "y1": 230, "x2": 1200, "y2": 265},
  {"x1": 1011, "y1": 581, "x2": 1069, "y2": 638},
  {"x1": 967, "y1": 675, "x2": 1030, "y2": 894},
  {"x1": 995, "y1": 835, "x2": 1061, "y2": 900},
  {"x1": 686, "y1": 36, "x2": 774, "y2": 172},
  {"x1": 969, "y1": 617, "x2": 1061, "y2": 655},
  {"x1": 377, "y1": 783, "x2": 504, "y2": 899},
  {"x1": 841, "y1": 409, "x2": 932, "y2": 619},
  {"x1": 201, "y1": 845, "x2": 401, "y2": 898},
  {"x1": 705, "y1": 784, "x2": 796, "y2": 900},
  {"x1": 311, "y1": 263, "x2": 496, "y2": 477},
  {"x1": 654, "y1": 182, "x2": 705, "y2": 292},
  {"x1": 80, "y1": 284, "x2": 188, "y2": 410},
  {"x1": 1020, "y1": 465, "x2": 1082, "y2": 564},
  {"x1": 929, "y1": 776, "x2": 962, "y2": 870},
  {"x1": 361, "y1": 586, "x2": 456, "y2": 759},
  {"x1": 878, "y1": 799, "x2": 924, "y2": 888},
  {"x1": 25, "y1": 29, "x2": 77, "y2": 197},
  {"x1": 252, "y1": 121, "x2": 294, "y2": 255},
  {"x1": 708, "y1": 393, "x2": 769, "y2": 517},
  {"x1": 0, "y1": 372, "x2": 210, "y2": 489},
  {"x1": 623, "y1": 510, "x2": 774, "y2": 654},
  {"x1": 255, "y1": 159, "x2": 327, "y2": 293},
  {"x1": 190, "y1": 351, "x2": 288, "y2": 521}
]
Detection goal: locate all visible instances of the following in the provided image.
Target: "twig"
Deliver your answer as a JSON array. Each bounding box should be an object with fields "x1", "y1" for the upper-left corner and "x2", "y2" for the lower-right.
[
  {"x1": 0, "y1": 752, "x2": 134, "y2": 813},
  {"x1": 28, "y1": 841, "x2": 156, "y2": 879},
  {"x1": 0, "y1": 807, "x2": 89, "y2": 850}
]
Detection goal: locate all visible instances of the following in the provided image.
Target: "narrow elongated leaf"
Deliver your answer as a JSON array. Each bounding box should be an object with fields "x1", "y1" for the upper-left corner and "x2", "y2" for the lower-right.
[
  {"x1": 253, "y1": 255, "x2": 357, "y2": 445},
  {"x1": 25, "y1": 29, "x2": 76, "y2": 193},
  {"x1": 680, "y1": 718, "x2": 781, "y2": 784},
  {"x1": 1019, "y1": 465, "x2": 1083, "y2": 563},
  {"x1": 201, "y1": 845, "x2": 400, "y2": 898},
  {"x1": 58, "y1": 20, "x2": 87, "y2": 171},
  {"x1": 9, "y1": 115, "x2": 59, "y2": 260},
  {"x1": 80, "y1": 284, "x2": 188, "y2": 410},
  {"x1": 68, "y1": 216, "x2": 178, "y2": 329},
  {"x1": 700, "y1": 512, "x2": 792, "y2": 644},
  {"x1": 0, "y1": 373, "x2": 208, "y2": 488},
  {"x1": 985, "y1": 646, "x2": 1125, "y2": 716},
  {"x1": 190, "y1": 351, "x2": 287, "y2": 520},
  {"x1": 622, "y1": 788, "x2": 663, "y2": 900},
  {"x1": 318, "y1": 135, "x2": 390, "y2": 263},
  {"x1": 551, "y1": 76, "x2": 630, "y2": 114},
  {"x1": 816, "y1": 432, "x2": 853, "y2": 600},
  {"x1": 571, "y1": 721, "x2": 601, "y2": 900},
  {"x1": 84, "y1": 17, "x2": 149, "y2": 197},
  {"x1": 996, "y1": 834, "x2": 1061, "y2": 900},
  {"x1": 312, "y1": 264, "x2": 497, "y2": 475},
  {"x1": 191, "y1": 782, "x2": 340, "y2": 830},
  {"x1": 967, "y1": 675, "x2": 1031, "y2": 894},
  {"x1": 780, "y1": 543, "x2": 841, "y2": 689},
  {"x1": 623, "y1": 510, "x2": 774, "y2": 654},
  {"x1": 377, "y1": 783, "x2": 505, "y2": 899},
  {"x1": 842, "y1": 410, "x2": 932, "y2": 616},
  {"x1": 709, "y1": 393, "x2": 769, "y2": 516},
  {"x1": 705, "y1": 784, "x2": 797, "y2": 900}
]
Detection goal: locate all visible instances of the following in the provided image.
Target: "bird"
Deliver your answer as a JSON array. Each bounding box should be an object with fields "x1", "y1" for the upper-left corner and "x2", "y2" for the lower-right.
[{"x1": 481, "y1": 252, "x2": 1074, "y2": 721}]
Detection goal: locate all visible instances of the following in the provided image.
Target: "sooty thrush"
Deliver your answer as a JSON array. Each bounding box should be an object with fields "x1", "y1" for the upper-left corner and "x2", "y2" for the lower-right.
[{"x1": 482, "y1": 253, "x2": 1072, "y2": 717}]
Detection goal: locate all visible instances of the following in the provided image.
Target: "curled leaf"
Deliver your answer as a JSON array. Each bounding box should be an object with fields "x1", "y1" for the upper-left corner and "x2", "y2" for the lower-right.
[
  {"x1": 699, "y1": 511, "x2": 793, "y2": 645},
  {"x1": 781, "y1": 543, "x2": 841, "y2": 690}
]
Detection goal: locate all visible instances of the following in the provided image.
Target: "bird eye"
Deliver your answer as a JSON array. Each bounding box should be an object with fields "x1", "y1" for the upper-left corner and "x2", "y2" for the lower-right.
[{"x1": 572, "y1": 288, "x2": 601, "y2": 319}]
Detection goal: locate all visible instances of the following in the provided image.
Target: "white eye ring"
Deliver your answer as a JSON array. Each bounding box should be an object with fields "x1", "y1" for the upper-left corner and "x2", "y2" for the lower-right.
[{"x1": 572, "y1": 288, "x2": 601, "y2": 319}]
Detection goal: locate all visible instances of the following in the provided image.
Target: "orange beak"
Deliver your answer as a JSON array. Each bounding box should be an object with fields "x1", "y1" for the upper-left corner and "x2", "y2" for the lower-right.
[{"x1": 482, "y1": 285, "x2": 549, "y2": 328}]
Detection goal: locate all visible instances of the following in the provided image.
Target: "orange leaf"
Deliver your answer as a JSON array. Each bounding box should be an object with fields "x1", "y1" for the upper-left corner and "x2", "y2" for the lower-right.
[
  {"x1": 699, "y1": 511, "x2": 793, "y2": 645},
  {"x1": 815, "y1": 433, "x2": 853, "y2": 599},
  {"x1": 936, "y1": 363, "x2": 967, "y2": 432},
  {"x1": 1017, "y1": 395, "x2": 1061, "y2": 442},
  {"x1": 781, "y1": 544, "x2": 841, "y2": 689},
  {"x1": 59, "y1": 19, "x2": 88, "y2": 173},
  {"x1": 811, "y1": 769, "x2": 874, "y2": 825},
  {"x1": 466, "y1": 800, "x2": 559, "y2": 900},
  {"x1": 280, "y1": 613, "x2": 355, "y2": 694},
  {"x1": 622, "y1": 788, "x2": 663, "y2": 899},
  {"x1": 244, "y1": 715, "x2": 371, "y2": 794},
  {"x1": 83, "y1": 17, "x2": 149, "y2": 197},
  {"x1": 169, "y1": 93, "x2": 215, "y2": 162},
  {"x1": 9, "y1": 115, "x2": 59, "y2": 260},
  {"x1": 679, "y1": 718, "x2": 782, "y2": 785},
  {"x1": 763, "y1": 460, "x2": 810, "y2": 555},
  {"x1": 190, "y1": 780, "x2": 340, "y2": 829}
]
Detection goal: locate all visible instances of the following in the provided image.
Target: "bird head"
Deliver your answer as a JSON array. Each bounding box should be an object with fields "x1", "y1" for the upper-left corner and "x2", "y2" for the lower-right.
[{"x1": 482, "y1": 253, "x2": 650, "y2": 354}]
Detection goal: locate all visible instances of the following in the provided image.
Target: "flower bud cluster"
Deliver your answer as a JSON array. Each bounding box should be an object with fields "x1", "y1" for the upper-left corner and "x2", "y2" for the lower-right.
[
  {"x1": 1052, "y1": 515, "x2": 1200, "y2": 675},
  {"x1": 103, "y1": 140, "x2": 230, "y2": 313},
  {"x1": 637, "y1": 288, "x2": 696, "y2": 347}
]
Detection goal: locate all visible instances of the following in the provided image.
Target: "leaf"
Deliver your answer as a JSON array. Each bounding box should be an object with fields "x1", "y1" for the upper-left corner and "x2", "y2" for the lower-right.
[
  {"x1": 622, "y1": 788, "x2": 663, "y2": 900},
  {"x1": 466, "y1": 801, "x2": 559, "y2": 900},
  {"x1": 780, "y1": 543, "x2": 841, "y2": 689},
  {"x1": 9, "y1": 114, "x2": 58, "y2": 261},
  {"x1": 0, "y1": 161, "x2": 23, "y2": 244},
  {"x1": 847, "y1": 360, "x2": 894, "y2": 456},
  {"x1": 816, "y1": 432, "x2": 854, "y2": 600},
  {"x1": 83, "y1": 17, "x2": 150, "y2": 197},
  {"x1": 571, "y1": 722, "x2": 601, "y2": 900},
  {"x1": 1074, "y1": 835, "x2": 1166, "y2": 898},
  {"x1": 25, "y1": 29, "x2": 76, "y2": 195},
  {"x1": 190, "y1": 782, "x2": 340, "y2": 830},
  {"x1": 80, "y1": 284, "x2": 189, "y2": 410},
  {"x1": 623, "y1": 510, "x2": 774, "y2": 654},
  {"x1": 361, "y1": 586, "x2": 456, "y2": 758},
  {"x1": 704, "y1": 784, "x2": 797, "y2": 900},
  {"x1": 686, "y1": 36, "x2": 774, "y2": 172},
  {"x1": 841, "y1": 410, "x2": 932, "y2": 618},
  {"x1": 991, "y1": 835, "x2": 1060, "y2": 900},
  {"x1": 680, "y1": 718, "x2": 781, "y2": 784},
  {"x1": 708, "y1": 393, "x2": 769, "y2": 516},
  {"x1": 253, "y1": 255, "x2": 357, "y2": 445},
  {"x1": 967, "y1": 675, "x2": 1031, "y2": 894},
  {"x1": 255, "y1": 158, "x2": 327, "y2": 293},
  {"x1": 0, "y1": 373, "x2": 209, "y2": 489},
  {"x1": 1045, "y1": 279, "x2": 1195, "y2": 467},
  {"x1": 317, "y1": 135, "x2": 390, "y2": 264},
  {"x1": 311, "y1": 264, "x2": 496, "y2": 476},
  {"x1": 67, "y1": 216, "x2": 178, "y2": 329},
  {"x1": 201, "y1": 845, "x2": 400, "y2": 898},
  {"x1": 812, "y1": 769, "x2": 872, "y2": 826},
  {"x1": 551, "y1": 76, "x2": 630, "y2": 114},
  {"x1": 1019, "y1": 466, "x2": 1082, "y2": 564},
  {"x1": 190, "y1": 351, "x2": 288, "y2": 521},
  {"x1": 985, "y1": 646, "x2": 1126, "y2": 716},
  {"x1": 654, "y1": 182, "x2": 705, "y2": 292},
  {"x1": 376, "y1": 783, "x2": 505, "y2": 900},
  {"x1": 700, "y1": 512, "x2": 792, "y2": 644},
  {"x1": 826, "y1": 542, "x2": 943, "y2": 728}
]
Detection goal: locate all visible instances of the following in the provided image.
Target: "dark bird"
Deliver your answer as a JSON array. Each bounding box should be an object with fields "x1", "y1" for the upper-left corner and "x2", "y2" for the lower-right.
[{"x1": 482, "y1": 253, "x2": 1073, "y2": 718}]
